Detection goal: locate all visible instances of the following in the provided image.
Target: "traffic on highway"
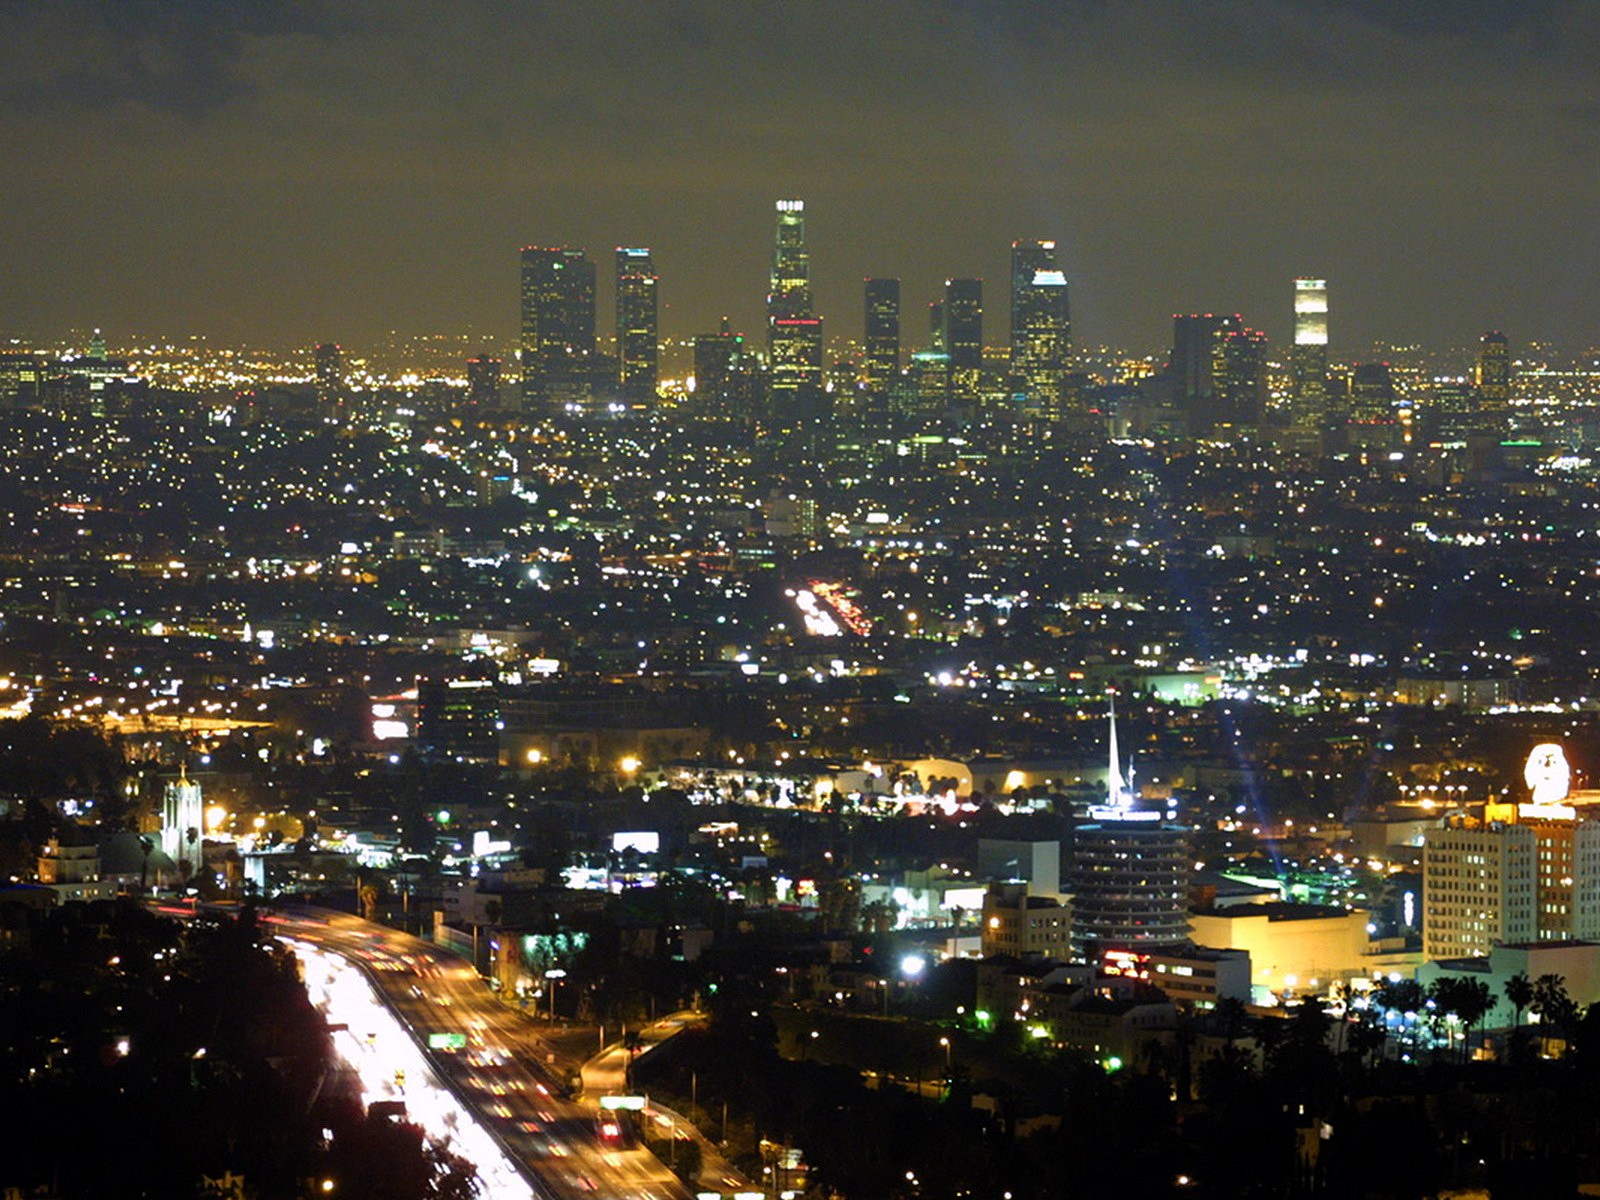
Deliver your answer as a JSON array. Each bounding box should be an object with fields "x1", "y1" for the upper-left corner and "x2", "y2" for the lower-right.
[{"x1": 270, "y1": 907, "x2": 693, "y2": 1200}]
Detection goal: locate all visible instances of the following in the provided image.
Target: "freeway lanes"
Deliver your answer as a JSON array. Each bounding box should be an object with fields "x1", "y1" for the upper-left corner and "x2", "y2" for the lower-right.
[{"x1": 270, "y1": 907, "x2": 691, "y2": 1200}]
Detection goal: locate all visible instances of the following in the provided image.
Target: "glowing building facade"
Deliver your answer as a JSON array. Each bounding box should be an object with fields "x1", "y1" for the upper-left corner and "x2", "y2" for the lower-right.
[
  {"x1": 1289, "y1": 277, "x2": 1329, "y2": 426},
  {"x1": 162, "y1": 767, "x2": 204, "y2": 882}
]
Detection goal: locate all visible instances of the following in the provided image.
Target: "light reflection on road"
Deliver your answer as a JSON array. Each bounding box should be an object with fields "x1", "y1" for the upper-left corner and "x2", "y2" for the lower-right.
[{"x1": 291, "y1": 939, "x2": 540, "y2": 1200}]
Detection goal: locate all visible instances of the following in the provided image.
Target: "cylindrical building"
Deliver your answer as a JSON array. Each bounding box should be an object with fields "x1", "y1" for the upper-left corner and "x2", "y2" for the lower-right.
[{"x1": 1069, "y1": 812, "x2": 1192, "y2": 959}]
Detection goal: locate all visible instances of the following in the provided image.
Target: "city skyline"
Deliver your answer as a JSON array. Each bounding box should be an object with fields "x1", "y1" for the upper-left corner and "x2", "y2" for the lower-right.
[{"x1": 1, "y1": 2, "x2": 1597, "y2": 352}]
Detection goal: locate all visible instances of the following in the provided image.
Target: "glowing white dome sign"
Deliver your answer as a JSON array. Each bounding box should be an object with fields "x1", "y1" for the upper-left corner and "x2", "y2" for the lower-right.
[{"x1": 1524, "y1": 743, "x2": 1571, "y2": 806}]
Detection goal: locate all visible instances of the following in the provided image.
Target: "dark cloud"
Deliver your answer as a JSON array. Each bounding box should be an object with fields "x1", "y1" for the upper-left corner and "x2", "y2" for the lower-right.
[{"x1": 0, "y1": 0, "x2": 352, "y2": 117}]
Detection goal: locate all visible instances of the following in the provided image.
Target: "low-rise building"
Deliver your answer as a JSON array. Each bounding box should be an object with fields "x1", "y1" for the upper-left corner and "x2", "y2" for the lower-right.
[{"x1": 1189, "y1": 903, "x2": 1406, "y2": 1001}]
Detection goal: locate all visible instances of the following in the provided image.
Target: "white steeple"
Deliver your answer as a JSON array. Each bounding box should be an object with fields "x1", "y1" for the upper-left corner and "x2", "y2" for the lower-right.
[{"x1": 1107, "y1": 693, "x2": 1125, "y2": 805}]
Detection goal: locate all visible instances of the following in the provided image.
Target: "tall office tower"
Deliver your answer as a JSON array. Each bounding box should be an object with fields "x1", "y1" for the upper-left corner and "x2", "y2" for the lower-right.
[
  {"x1": 466, "y1": 354, "x2": 503, "y2": 410},
  {"x1": 313, "y1": 342, "x2": 343, "y2": 416},
  {"x1": 1010, "y1": 239, "x2": 1072, "y2": 414},
  {"x1": 1289, "y1": 278, "x2": 1329, "y2": 425},
  {"x1": 1211, "y1": 322, "x2": 1269, "y2": 427},
  {"x1": 942, "y1": 278, "x2": 983, "y2": 373},
  {"x1": 1476, "y1": 330, "x2": 1511, "y2": 420},
  {"x1": 693, "y1": 318, "x2": 751, "y2": 420},
  {"x1": 615, "y1": 247, "x2": 659, "y2": 406},
  {"x1": 1069, "y1": 702, "x2": 1191, "y2": 958},
  {"x1": 520, "y1": 246, "x2": 597, "y2": 407},
  {"x1": 1348, "y1": 362, "x2": 1396, "y2": 423},
  {"x1": 863, "y1": 278, "x2": 901, "y2": 392},
  {"x1": 1168, "y1": 313, "x2": 1229, "y2": 434},
  {"x1": 766, "y1": 200, "x2": 824, "y2": 416}
]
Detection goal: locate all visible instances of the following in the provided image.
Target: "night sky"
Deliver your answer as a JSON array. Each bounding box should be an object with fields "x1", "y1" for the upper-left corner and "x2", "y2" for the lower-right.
[{"x1": 2, "y1": 0, "x2": 1596, "y2": 357}]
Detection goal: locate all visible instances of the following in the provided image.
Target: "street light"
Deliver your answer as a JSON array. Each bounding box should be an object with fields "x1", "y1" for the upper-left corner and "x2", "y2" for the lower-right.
[
  {"x1": 939, "y1": 1036, "x2": 951, "y2": 1075},
  {"x1": 545, "y1": 968, "x2": 567, "y2": 1020}
]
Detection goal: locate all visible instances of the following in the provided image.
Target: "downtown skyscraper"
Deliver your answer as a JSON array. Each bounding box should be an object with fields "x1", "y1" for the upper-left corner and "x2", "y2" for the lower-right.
[
  {"x1": 520, "y1": 246, "x2": 596, "y2": 408},
  {"x1": 1009, "y1": 240, "x2": 1072, "y2": 417},
  {"x1": 863, "y1": 277, "x2": 900, "y2": 394},
  {"x1": 1477, "y1": 330, "x2": 1511, "y2": 426},
  {"x1": 615, "y1": 247, "x2": 659, "y2": 407},
  {"x1": 766, "y1": 200, "x2": 824, "y2": 422},
  {"x1": 1289, "y1": 277, "x2": 1330, "y2": 427}
]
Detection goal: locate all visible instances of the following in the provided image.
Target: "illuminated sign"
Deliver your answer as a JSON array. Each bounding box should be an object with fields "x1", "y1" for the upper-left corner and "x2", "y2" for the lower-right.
[
  {"x1": 600, "y1": 1095, "x2": 646, "y2": 1111},
  {"x1": 427, "y1": 1032, "x2": 467, "y2": 1050},
  {"x1": 1103, "y1": 950, "x2": 1151, "y2": 979},
  {"x1": 613, "y1": 831, "x2": 661, "y2": 854},
  {"x1": 1519, "y1": 802, "x2": 1577, "y2": 822},
  {"x1": 1086, "y1": 806, "x2": 1162, "y2": 822}
]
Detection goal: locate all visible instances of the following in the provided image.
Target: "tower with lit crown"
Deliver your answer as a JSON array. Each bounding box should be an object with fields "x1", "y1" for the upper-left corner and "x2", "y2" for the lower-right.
[
  {"x1": 766, "y1": 200, "x2": 824, "y2": 422},
  {"x1": 1290, "y1": 278, "x2": 1329, "y2": 427},
  {"x1": 1010, "y1": 240, "x2": 1071, "y2": 415}
]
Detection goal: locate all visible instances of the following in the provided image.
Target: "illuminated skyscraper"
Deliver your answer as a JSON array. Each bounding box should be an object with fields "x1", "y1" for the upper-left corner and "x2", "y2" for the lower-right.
[
  {"x1": 767, "y1": 200, "x2": 824, "y2": 416},
  {"x1": 1289, "y1": 278, "x2": 1329, "y2": 427},
  {"x1": 1476, "y1": 331, "x2": 1511, "y2": 423},
  {"x1": 942, "y1": 278, "x2": 983, "y2": 373},
  {"x1": 615, "y1": 247, "x2": 659, "y2": 406},
  {"x1": 1010, "y1": 240, "x2": 1071, "y2": 413},
  {"x1": 313, "y1": 342, "x2": 343, "y2": 417},
  {"x1": 1211, "y1": 322, "x2": 1269, "y2": 428},
  {"x1": 520, "y1": 246, "x2": 596, "y2": 407},
  {"x1": 863, "y1": 277, "x2": 900, "y2": 392}
]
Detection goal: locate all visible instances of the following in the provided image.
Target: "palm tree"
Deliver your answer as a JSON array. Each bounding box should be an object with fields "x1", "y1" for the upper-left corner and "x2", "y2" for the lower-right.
[
  {"x1": 1505, "y1": 972, "x2": 1533, "y2": 1027},
  {"x1": 1531, "y1": 973, "x2": 1578, "y2": 1058},
  {"x1": 1451, "y1": 979, "x2": 1494, "y2": 1063}
]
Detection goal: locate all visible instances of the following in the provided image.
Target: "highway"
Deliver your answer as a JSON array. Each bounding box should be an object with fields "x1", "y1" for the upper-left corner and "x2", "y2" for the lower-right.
[{"x1": 266, "y1": 906, "x2": 695, "y2": 1200}]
